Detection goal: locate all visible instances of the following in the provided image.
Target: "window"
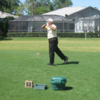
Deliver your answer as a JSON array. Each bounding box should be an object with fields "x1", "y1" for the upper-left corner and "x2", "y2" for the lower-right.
[
  {"x1": 83, "y1": 21, "x2": 88, "y2": 31},
  {"x1": 83, "y1": 20, "x2": 94, "y2": 32},
  {"x1": 89, "y1": 21, "x2": 93, "y2": 31}
]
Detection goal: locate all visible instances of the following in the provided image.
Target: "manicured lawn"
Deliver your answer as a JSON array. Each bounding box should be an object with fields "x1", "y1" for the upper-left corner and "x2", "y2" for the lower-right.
[{"x1": 0, "y1": 37, "x2": 100, "y2": 100}]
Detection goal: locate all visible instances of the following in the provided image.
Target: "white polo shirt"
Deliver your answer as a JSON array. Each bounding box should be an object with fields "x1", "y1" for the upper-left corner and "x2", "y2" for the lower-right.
[{"x1": 46, "y1": 24, "x2": 57, "y2": 39}]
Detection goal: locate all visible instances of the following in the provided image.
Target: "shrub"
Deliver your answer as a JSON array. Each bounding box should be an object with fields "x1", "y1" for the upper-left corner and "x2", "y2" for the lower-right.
[
  {"x1": 7, "y1": 32, "x2": 99, "y2": 38},
  {"x1": 0, "y1": 17, "x2": 15, "y2": 36}
]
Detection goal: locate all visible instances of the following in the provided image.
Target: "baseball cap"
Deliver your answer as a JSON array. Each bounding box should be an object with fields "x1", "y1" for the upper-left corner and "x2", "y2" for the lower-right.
[{"x1": 46, "y1": 18, "x2": 53, "y2": 22}]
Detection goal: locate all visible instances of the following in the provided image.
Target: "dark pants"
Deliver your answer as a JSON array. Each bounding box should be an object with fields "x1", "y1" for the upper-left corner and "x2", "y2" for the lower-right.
[{"x1": 49, "y1": 37, "x2": 66, "y2": 64}]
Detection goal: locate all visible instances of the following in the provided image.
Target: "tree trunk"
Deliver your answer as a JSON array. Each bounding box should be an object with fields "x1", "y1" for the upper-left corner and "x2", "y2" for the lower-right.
[{"x1": 32, "y1": 2, "x2": 33, "y2": 15}]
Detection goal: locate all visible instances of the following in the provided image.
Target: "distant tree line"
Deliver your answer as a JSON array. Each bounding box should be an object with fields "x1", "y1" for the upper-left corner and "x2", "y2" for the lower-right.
[
  {"x1": 0, "y1": 0, "x2": 20, "y2": 14},
  {"x1": 0, "y1": 0, "x2": 73, "y2": 16},
  {"x1": 0, "y1": 0, "x2": 73, "y2": 36}
]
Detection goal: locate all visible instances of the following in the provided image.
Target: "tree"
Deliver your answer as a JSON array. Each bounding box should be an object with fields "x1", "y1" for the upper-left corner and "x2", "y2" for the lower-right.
[
  {"x1": 33, "y1": 0, "x2": 54, "y2": 15},
  {"x1": 33, "y1": 6, "x2": 50, "y2": 15},
  {"x1": 16, "y1": 0, "x2": 73, "y2": 15},
  {"x1": 38, "y1": 0, "x2": 54, "y2": 11},
  {"x1": 0, "y1": 17, "x2": 15, "y2": 36},
  {"x1": 25, "y1": 0, "x2": 37, "y2": 15},
  {"x1": 15, "y1": 2, "x2": 25, "y2": 16},
  {"x1": 0, "y1": 0, "x2": 9, "y2": 11},
  {"x1": 53, "y1": 0, "x2": 73, "y2": 10},
  {"x1": 0, "y1": 0, "x2": 20, "y2": 14},
  {"x1": 6, "y1": 0, "x2": 20, "y2": 14},
  {"x1": 24, "y1": 0, "x2": 54, "y2": 15}
]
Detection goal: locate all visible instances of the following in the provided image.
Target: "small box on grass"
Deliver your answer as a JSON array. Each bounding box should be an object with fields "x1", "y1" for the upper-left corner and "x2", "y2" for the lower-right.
[
  {"x1": 25, "y1": 81, "x2": 33, "y2": 88},
  {"x1": 34, "y1": 84, "x2": 47, "y2": 90},
  {"x1": 51, "y1": 77, "x2": 67, "y2": 90}
]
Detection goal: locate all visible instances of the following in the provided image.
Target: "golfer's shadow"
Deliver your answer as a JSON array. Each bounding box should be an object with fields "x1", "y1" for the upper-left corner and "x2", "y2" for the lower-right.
[{"x1": 54, "y1": 61, "x2": 79, "y2": 66}]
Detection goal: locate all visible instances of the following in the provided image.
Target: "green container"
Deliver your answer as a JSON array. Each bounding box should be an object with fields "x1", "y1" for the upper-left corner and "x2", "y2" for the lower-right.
[{"x1": 51, "y1": 77, "x2": 67, "y2": 90}]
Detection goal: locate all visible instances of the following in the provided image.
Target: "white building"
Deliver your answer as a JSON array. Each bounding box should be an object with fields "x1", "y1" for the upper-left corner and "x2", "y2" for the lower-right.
[
  {"x1": 8, "y1": 6, "x2": 100, "y2": 33},
  {"x1": 43, "y1": 6, "x2": 100, "y2": 33}
]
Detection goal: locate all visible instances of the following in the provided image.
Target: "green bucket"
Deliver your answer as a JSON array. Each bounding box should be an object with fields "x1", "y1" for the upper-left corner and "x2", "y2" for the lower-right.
[{"x1": 51, "y1": 77, "x2": 67, "y2": 90}]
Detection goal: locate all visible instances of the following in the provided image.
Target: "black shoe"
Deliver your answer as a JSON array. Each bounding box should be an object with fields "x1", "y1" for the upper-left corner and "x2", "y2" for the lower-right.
[
  {"x1": 47, "y1": 63, "x2": 53, "y2": 66},
  {"x1": 64, "y1": 57, "x2": 68, "y2": 64}
]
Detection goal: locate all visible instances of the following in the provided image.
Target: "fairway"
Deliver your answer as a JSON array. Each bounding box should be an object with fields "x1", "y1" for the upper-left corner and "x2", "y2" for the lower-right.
[{"x1": 0, "y1": 37, "x2": 100, "y2": 100}]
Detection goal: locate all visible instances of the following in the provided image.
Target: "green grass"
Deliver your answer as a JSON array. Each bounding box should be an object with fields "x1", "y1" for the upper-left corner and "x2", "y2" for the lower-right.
[{"x1": 0, "y1": 37, "x2": 100, "y2": 100}]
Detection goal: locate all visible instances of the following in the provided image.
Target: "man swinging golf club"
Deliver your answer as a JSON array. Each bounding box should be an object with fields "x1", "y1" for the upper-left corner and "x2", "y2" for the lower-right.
[{"x1": 41, "y1": 18, "x2": 68, "y2": 66}]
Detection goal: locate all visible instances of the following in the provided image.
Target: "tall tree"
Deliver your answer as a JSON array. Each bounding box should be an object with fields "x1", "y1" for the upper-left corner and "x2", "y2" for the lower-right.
[
  {"x1": 15, "y1": 2, "x2": 25, "y2": 16},
  {"x1": 33, "y1": 0, "x2": 54, "y2": 15},
  {"x1": 24, "y1": 0, "x2": 53, "y2": 15},
  {"x1": 53, "y1": 0, "x2": 73, "y2": 10},
  {"x1": 0, "y1": 0, "x2": 9, "y2": 11},
  {"x1": 17, "y1": 0, "x2": 73, "y2": 15},
  {"x1": 25, "y1": 0, "x2": 37, "y2": 15},
  {"x1": 0, "y1": 0, "x2": 20, "y2": 14},
  {"x1": 39, "y1": 0, "x2": 54, "y2": 10},
  {"x1": 7, "y1": 0, "x2": 20, "y2": 14}
]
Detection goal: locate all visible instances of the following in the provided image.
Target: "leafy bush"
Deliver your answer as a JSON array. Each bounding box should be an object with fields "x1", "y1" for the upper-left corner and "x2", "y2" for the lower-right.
[
  {"x1": 0, "y1": 17, "x2": 15, "y2": 36},
  {"x1": 7, "y1": 32, "x2": 99, "y2": 38}
]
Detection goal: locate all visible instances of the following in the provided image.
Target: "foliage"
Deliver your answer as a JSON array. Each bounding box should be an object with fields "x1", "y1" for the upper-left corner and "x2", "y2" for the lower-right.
[
  {"x1": 15, "y1": 2, "x2": 25, "y2": 16},
  {"x1": 53, "y1": 0, "x2": 73, "y2": 10},
  {"x1": 6, "y1": 0, "x2": 20, "y2": 14},
  {"x1": 0, "y1": 21, "x2": 8, "y2": 36},
  {"x1": 0, "y1": 0, "x2": 20, "y2": 14},
  {"x1": 94, "y1": 26, "x2": 98, "y2": 32},
  {"x1": 25, "y1": 0, "x2": 37, "y2": 15},
  {"x1": 24, "y1": 0, "x2": 53, "y2": 15},
  {"x1": 33, "y1": 6, "x2": 50, "y2": 15},
  {"x1": 0, "y1": 0, "x2": 73, "y2": 15},
  {"x1": 0, "y1": 0, "x2": 8, "y2": 11},
  {"x1": 7, "y1": 32, "x2": 99, "y2": 38},
  {"x1": 0, "y1": 17, "x2": 15, "y2": 36},
  {"x1": 33, "y1": 0, "x2": 54, "y2": 15},
  {"x1": 21, "y1": 0, "x2": 73, "y2": 15}
]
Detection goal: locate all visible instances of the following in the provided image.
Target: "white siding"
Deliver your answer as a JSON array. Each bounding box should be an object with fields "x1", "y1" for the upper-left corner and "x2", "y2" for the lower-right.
[{"x1": 75, "y1": 9, "x2": 100, "y2": 33}]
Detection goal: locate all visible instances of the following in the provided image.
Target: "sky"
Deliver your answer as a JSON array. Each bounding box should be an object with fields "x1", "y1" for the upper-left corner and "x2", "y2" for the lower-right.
[{"x1": 21, "y1": 0, "x2": 100, "y2": 10}]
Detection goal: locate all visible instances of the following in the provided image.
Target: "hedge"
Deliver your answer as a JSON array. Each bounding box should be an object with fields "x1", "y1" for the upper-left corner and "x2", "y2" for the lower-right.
[{"x1": 7, "y1": 32, "x2": 99, "y2": 38}]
